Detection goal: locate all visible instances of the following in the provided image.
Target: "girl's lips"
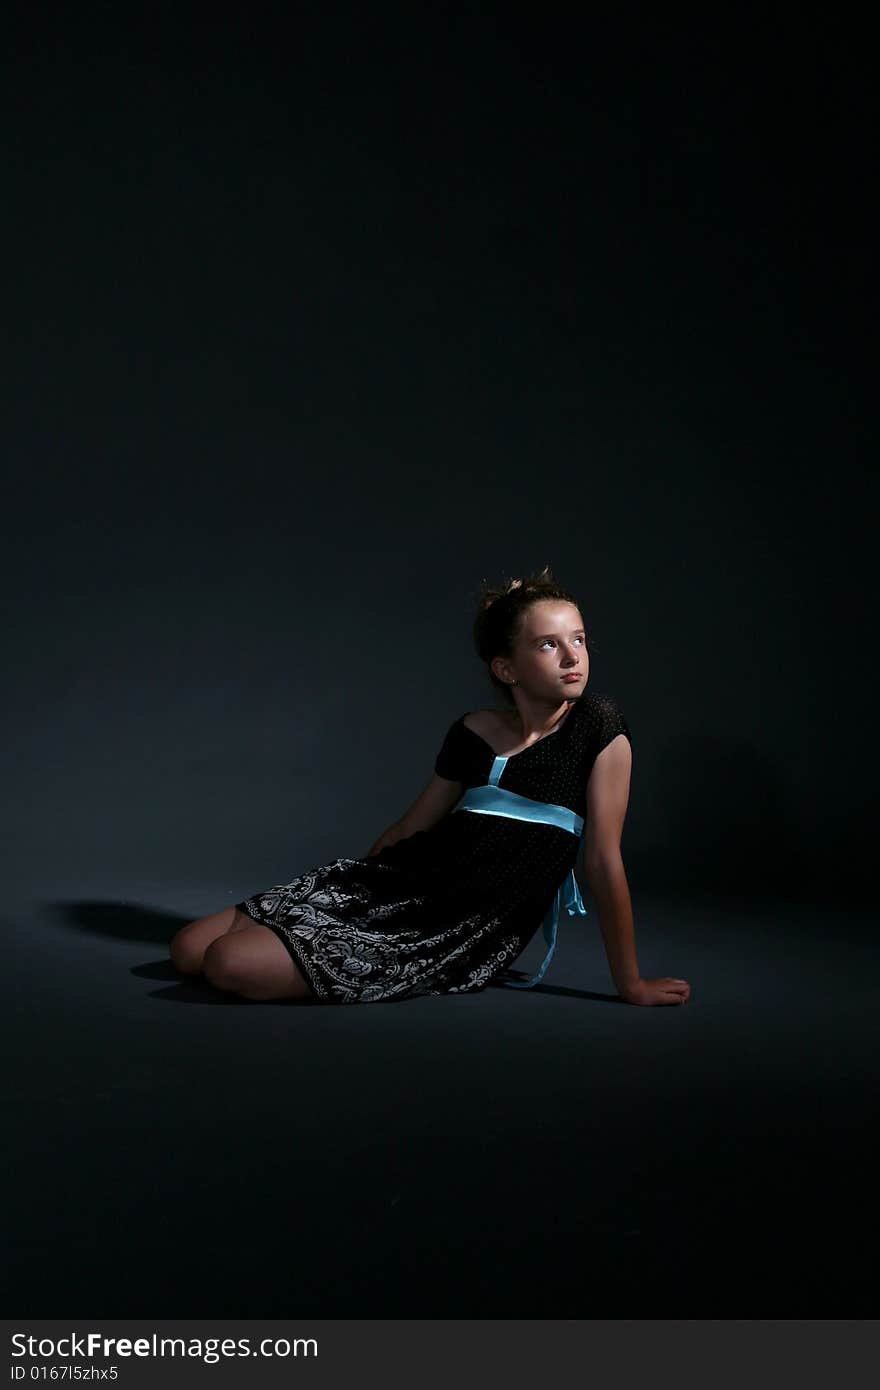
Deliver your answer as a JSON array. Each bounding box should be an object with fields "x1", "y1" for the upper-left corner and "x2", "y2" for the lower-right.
[{"x1": 561, "y1": 674, "x2": 582, "y2": 682}]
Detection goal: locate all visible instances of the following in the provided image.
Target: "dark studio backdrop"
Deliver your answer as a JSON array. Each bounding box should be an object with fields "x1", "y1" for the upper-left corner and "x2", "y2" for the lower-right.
[
  {"x1": 4, "y1": 7, "x2": 873, "y2": 905},
  {"x1": 3, "y1": 3, "x2": 875, "y2": 1320}
]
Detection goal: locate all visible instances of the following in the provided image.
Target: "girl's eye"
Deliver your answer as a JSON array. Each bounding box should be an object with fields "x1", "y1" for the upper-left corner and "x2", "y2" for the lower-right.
[{"x1": 540, "y1": 636, "x2": 585, "y2": 650}]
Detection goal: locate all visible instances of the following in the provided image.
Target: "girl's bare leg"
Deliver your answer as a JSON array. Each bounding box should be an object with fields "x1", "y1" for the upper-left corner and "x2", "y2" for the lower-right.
[
  {"x1": 169, "y1": 906, "x2": 240, "y2": 975},
  {"x1": 170, "y1": 907, "x2": 315, "y2": 1002}
]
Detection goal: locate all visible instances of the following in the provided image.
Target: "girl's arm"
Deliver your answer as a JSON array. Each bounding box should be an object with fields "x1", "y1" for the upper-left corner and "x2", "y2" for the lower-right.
[{"x1": 584, "y1": 733, "x2": 690, "y2": 1006}]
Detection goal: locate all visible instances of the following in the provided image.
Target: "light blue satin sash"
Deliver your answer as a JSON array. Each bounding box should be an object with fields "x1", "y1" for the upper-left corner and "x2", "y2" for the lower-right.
[{"x1": 452, "y1": 753, "x2": 587, "y2": 988}]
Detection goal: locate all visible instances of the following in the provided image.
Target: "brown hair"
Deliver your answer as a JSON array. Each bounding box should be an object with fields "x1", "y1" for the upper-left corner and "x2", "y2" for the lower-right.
[{"x1": 470, "y1": 564, "x2": 591, "y2": 708}]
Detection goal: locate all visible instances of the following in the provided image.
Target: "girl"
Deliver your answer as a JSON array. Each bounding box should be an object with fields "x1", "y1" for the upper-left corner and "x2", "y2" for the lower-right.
[{"x1": 170, "y1": 567, "x2": 691, "y2": 1007}]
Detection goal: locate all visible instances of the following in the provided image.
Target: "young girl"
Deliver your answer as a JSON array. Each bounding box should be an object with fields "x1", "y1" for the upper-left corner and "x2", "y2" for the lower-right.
[{"x1": 170, "y1": 567, "x2": 691, "y2": 1007}]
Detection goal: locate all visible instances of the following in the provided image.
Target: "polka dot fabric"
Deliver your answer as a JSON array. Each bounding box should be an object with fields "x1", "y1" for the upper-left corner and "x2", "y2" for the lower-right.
[{"x1": 236, "y1": 690, "x2": 631, "y2": 1005}]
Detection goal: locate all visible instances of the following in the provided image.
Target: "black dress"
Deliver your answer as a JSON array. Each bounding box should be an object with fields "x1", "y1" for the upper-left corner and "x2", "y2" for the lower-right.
[{"x1": 234, "y1": 690, "x2": 632, "y2": 1004}]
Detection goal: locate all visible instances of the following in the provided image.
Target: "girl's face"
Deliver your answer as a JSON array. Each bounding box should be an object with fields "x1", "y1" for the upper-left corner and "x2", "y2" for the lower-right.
[{"x1": 492, "y1": 600, "x2": 589, "y2": 703}]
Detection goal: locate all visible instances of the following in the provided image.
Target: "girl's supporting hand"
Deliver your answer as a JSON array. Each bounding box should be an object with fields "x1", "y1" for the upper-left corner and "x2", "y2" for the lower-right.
[{"x1": 619, "y1": 976, "x2": 691, "y2": 1006}]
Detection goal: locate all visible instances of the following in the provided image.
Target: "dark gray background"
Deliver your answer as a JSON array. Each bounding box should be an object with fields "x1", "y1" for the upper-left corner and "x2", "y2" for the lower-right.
[
  {"x1": 4, "y1": 5, "x2": 874, "y2": 902},
  {"x1": 4, "y1": 4, "x2": 875, "y2": 1320}
]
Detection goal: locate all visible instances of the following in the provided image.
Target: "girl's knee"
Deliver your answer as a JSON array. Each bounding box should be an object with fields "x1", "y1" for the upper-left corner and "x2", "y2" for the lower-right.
[
  {"x1": 169, "y1": 907, "x2": 237, "y2": 976},
  {"x1": 169, "y1": 927, "x2": 205, "y2": 975},
  {"x1": 202, "y1": 931, "x2": 311, "y2": 1002},
  {"x1": 201, "y1": 936, "x2": 243, "y2": 991}
]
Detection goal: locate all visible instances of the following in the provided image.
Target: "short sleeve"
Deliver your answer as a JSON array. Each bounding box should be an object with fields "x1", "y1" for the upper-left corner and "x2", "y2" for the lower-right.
[
  {"x1": 434, "y1": 715, "x2": 469, "y2": 782},
  {"x1": 594, "y1": 695, "x2": 632, "y2": 756}
]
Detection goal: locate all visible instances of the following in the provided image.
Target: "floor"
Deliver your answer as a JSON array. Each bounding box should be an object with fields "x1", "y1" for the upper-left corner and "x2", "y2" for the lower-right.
[{"x1": 5, "y1": 876, "x2": 876, "y2": 1317}]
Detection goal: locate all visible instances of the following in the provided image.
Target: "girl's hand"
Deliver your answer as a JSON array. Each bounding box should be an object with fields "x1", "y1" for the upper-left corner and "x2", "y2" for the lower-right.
[{"x1": 619, "y1": 977, "x2": 691, "y2": 1006}]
